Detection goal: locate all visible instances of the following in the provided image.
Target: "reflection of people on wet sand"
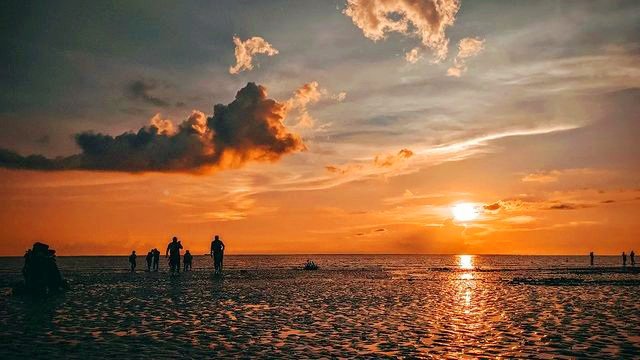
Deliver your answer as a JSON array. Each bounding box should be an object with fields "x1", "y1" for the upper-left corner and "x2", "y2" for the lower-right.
[
  {"x1": 622, "y1": 251, "x2": 627, "y2": 267},
  {"x1": 183, "y1": 250, "x2": 193, "y2": 271},
  {"x1": 630, "y1": 250, "x2": 635, "y2": 266},
  {"x1": 589, "y1": 251, "x2": 594, "y2": 266},
  {"x1": 146, "y1": 251, "x2": 153, "y2": 271},
  {"x1": 166, "y1": 237, "x2": 183, "y2": 273},
  {"x1": 152, "y1": 248, "x2": 160, "y2": 271},
  {"x1": 129, "y1": 251, "x2": 137, "y2": 272},
  {"x1": 210, "y1": 235, "x2": 225, "y2": 275}
]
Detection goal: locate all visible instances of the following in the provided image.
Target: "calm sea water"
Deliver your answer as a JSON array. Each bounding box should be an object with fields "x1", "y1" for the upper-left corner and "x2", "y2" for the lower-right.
[{"x1": 0, "y1": 254, "x2": 626, "y2": 274}]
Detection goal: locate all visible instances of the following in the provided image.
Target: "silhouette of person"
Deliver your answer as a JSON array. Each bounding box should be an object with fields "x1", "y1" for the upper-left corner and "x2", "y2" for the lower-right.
[
  {"x1": 152, "y1": 248, "x2": 160, "y2": 271},
  {"x1": 166, "y1": 237, "x2": 183, "y2": 273},
  {"x1": 183, "y1": 250, "x2": 193, "y2": 272},
  {"x1": 146, "y1": 251, "x2": 153, "y2": 271},
  {"x1": 21, "y1": 242, "x2": 67, "y2": 296},
  {"x1": 589, "y1": 251, "x2": 594, "y2": 266},
  {"x1": 210, "y1": 235, "x2": 225, "y2": 275},
  {"x1": 631, "y1": 250, "x2": 636, "y2": 266},
  {"x1": 129, "y1": 251, "x2": 137, "y2": 272},
  {"x1": 622, "y1": 251, "x2": 627, "y2": 267}
]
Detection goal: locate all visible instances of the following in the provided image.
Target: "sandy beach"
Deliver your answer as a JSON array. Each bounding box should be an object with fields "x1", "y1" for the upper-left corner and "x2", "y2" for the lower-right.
[{"x1": 0, "y1": 255, "x2": 639, "y2": 358}]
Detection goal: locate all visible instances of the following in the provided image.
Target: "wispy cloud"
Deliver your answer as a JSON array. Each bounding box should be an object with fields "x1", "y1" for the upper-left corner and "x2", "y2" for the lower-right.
[{"x1": 447, "y1": 37, "x2": 485, "y2": 77}]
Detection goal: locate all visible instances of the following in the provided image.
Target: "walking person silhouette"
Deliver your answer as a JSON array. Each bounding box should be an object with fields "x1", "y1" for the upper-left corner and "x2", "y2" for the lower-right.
[
  {"x1": 166, "y1": 237, "x2": 183, "y2": 274},
  {"x1": 630, "y1": 250, "x2": 635, "y2": 266},
  {"x1": 622, "y1": 251, "x2": 627, "y2": 267},
  {"x1": 210, "y1": 235, "x2": 225, "y2": 275}
]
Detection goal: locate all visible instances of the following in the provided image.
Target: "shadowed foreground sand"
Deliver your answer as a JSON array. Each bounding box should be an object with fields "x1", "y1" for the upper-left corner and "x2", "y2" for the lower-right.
[{"x1": 1, "y1": 263, "x2": 639, "y2": 358}]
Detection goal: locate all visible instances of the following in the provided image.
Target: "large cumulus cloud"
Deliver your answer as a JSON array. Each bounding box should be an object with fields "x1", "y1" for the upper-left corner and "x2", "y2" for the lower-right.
[{"x1": 0, "y1": 83, "x2": 305, "y2": 172}]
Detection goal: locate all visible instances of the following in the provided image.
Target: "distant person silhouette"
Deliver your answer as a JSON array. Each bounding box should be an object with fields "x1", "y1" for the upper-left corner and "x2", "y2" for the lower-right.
[
  {"x1": 146, "y1": 251, "x2": 153, "y2": 271},
  {"x1": 210, "y1": 235, "x2": 225, "y2": 275},
  {"x1": 622, "y1": 251, "x2": 627, "y2": 267},
  {"x1": 589, "y1": 251, "x2": 594, "y2": 266},
  {"x1": 166, "y1": 237, "x2": 183, "y2": 273},
  {"x1": 183, "y1": 250, "x2": 193, "y2": 271},
  {"x1": 152, "y1": 248, "x2": 160, "y2": 271},
  {"x1": 129, "y1": 251, "x2": 137, "y2": 272},
  {"x1": 631, "y1": 250, "x2": 635, "y2": 266}
]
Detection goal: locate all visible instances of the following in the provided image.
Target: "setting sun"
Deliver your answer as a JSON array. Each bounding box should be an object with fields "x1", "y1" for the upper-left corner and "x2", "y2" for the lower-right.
[{"x1": 451, "y1": 203, "x2": 479, "y2": 222}]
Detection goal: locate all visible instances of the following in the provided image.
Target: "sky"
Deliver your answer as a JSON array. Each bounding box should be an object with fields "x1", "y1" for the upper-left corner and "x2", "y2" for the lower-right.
[{"x1": 1, "y1": 0, "x2": 639, "y2": 255}]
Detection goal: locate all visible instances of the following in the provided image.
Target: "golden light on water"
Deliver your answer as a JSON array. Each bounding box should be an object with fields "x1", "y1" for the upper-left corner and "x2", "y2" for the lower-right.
[
  {"x1": 459, "y1": 255, "x2": 474, "y2": 270},
  {"x1": 460, "y1": 272, "x2": 474, "y2": 280}
]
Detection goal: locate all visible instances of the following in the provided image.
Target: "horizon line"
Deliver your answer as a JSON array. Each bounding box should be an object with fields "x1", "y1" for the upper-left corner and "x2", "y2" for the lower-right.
[{"x1": 0, "y1": 252, "x2": 629, "y2": 258}]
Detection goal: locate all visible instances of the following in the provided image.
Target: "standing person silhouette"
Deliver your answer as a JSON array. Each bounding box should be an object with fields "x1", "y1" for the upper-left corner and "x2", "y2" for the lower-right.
[
  {"x1": 622, "y1": 251, "x2": 627, "y2": 267},
  {"x1": 183, "y1": 250, "x2": 193, "y2": 272},
  {"x1": 129, "y1": 251, "x2": 137, "y2": 272},
  {"x1": 152, "y1": 248, "x2": 160, "y2": 271},
  {"x1": 166, "y1": 237, "x2": 183, "y2": 274},
  {"x1": 146, "y1": 251, "x2": 153, "y2": 271},
  {"x1": 589, "y1": 252, "x2": 594, "y2": 266},
  {"x1": 210, "y1": 235, "x2": 225, "y2": 275},
  {"x1": 631, "y1": 250, "x2": 635, "y2": 266}
]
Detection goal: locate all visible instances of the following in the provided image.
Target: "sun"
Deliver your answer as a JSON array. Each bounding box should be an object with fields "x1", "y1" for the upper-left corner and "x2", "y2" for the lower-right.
[{"x1": 451, "y1": 203, "x2": 479, "y2": 222}]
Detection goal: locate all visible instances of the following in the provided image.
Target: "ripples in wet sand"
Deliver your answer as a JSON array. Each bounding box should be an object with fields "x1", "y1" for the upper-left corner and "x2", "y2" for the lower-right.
[{"x1": 0, "y1": 262, "x2": 639, "y2": 358}]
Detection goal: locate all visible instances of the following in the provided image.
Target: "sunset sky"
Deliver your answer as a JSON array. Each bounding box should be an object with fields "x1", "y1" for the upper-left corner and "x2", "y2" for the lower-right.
[{"x1": 1, "y1": 0, "x2": 639, "y2": 255}]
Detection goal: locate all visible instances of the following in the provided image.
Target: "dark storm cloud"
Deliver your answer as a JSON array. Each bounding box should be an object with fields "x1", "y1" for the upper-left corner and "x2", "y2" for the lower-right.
[
  {"x1": 0, "y1": 83, "x2": 305, "y2": 172},
  {"x1": 126, "y1": 80, "x2": 170, "y2": 107}
]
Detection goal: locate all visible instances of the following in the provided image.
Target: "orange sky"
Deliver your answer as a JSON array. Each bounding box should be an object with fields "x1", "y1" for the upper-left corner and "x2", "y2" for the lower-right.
[{"x1": 1, "y1": 1, "x2": 639, "y2": 255}]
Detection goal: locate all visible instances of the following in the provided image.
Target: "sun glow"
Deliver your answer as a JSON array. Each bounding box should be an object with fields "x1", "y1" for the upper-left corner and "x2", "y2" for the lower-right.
[{"x1": 451, "y1": 203, "x2": 479, "y2": 222}]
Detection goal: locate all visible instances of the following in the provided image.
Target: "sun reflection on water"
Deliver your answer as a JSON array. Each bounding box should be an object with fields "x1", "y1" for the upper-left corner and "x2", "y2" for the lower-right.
[
  {"x1": 459, "y1": 255, "x2": 473, "y2": 270},
  {"x1": 460, "y1": 272, "x2": 474, "y2": 280}
]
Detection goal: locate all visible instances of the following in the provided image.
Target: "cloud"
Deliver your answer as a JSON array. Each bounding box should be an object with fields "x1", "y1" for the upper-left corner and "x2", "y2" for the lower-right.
[
  {"x1": 547, "y1": 203, "x2": 582, "y2": 210},
  {"x1": 284, "y1": 82, "x2": 345, "y2": 128},
  {"x1": 229, "y1": 36, "x2": 279, "y2": 74},
  {"x1": 447, "y1": 37, "x2": 485, "y2": 77},
  {"x1": 503, "y1": 215, "x2": 536, "y2": 224},
  {"x1": 285, "y1": 81, "x2": 324, "y2": 127},
  {"x1": 521, "y1": 168, "x2": 611, "y2": 184},
  {"x1": 483, "y1": 202, "x2": 501, "y2": 211},
  {"x1": 332, "y1": 92, "x2": 347, "y2": 102},
  {"x1": 126, "y1": 79, "x2": 171, "y2": 107},
  {"x1": 374, "y1": 148, "x2": 414, "y2": 167},
  {"x1": 405, "y1": 47, "x2": 421, "y2": 64},
  {"x1": 326, "y1": 148, "x2": 414, "y2": 176},
  {"x1": 521, "y1": 171, "x2": 560, "y2": 183},
  {"x1": 344, "y1": 0, "x2": 461, "y2": 62},
  {"x1": 0, "y1": 83, "x2": 305, "y2": 172}
]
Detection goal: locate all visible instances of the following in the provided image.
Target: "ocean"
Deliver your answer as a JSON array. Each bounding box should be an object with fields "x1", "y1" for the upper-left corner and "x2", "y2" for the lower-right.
[{"x1": 1, "y1": 254, "x2": 638, "y2": 358}]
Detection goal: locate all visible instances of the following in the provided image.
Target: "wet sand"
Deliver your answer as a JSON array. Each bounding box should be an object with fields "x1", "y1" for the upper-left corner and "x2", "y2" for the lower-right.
[{"x1": 1, "y1": 260, "x2": 639, "y2": 358}]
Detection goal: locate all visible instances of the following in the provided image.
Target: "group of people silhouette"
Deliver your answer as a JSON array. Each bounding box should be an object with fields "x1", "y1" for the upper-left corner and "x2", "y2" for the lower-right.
[
  {"x1": 128, "y1": 235, "x2": 225, "y2": 274},
  {"x1": 589, "y1": 250, "x2": 635, "y2": 266}
]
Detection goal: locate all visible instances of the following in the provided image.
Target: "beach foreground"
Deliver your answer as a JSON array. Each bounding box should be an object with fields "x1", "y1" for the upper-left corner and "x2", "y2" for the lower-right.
[{"x1": 0, "y1": 255, "x2": 639, "y2": 358}]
